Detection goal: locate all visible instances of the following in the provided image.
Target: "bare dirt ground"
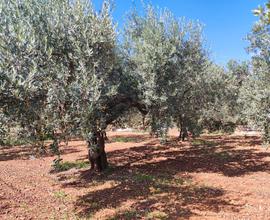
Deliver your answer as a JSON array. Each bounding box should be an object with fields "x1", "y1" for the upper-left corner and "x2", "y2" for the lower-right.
[{"x1": 1, "y1": 130, "x2": 270, "y2": 220}]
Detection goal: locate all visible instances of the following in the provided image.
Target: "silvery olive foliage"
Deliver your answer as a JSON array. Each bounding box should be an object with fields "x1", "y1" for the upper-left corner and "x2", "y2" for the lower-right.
[
  {"x1": 196, "y1": 64, "x2": 228, "y2": 132},
  {"x1": 0, "y1": 0, "x2": 145, "y2": 170},
  {"x1": 0, "y1": 0, "x2": 54, "y2": 145},
  {"x1": 201, "y1": 61, "x2": 250, "y2": 133},
  {"x1": 124, "y1": 6, "x2": 208, "y2": 139},
  {"x1": 239, "y1": 1, "x2": 270, "y2": 143},
  {"x1": 124, "y1": 7, "x2": 177, "y2": 138},
  {"x1": 239, "y1": 58, "x2": 270, "y2": 143},
  {"x1": 168, "y1": 22, "x2": 208, "y2": 138},
  {"x1": 0, "y1": 0, "x2": 126, "y2": 146},
  {"x1": 1, "y1": 0, "x2": 269, "y2": 171}
]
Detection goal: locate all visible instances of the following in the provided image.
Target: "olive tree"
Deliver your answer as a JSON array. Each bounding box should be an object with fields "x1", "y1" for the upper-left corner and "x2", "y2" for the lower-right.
[
  {"x1": 201, "y1": 60, "x2": 250, "y2": 133},
  {"x1": 169, "y1": 22, "x2": 208, "y2": 140},
  {"x1": 0, "y1": 0, "x2": 146, "y2": 171},
  {"x1": 124, "y1": 7, "x2": 175, "y2": 138},
  {"x1": 0, "y1": 0, "x2": 54, "y2": 149},
  {"x1": 239, "y1": 58, "x2": 270, "y2": 143},
  {"x1": 239, "y1": 1, "x2": 270, "y2": 143},
  {"x1": 124, "y1": 6, "x2": 209, "y2": 140},
  {"x1": 201, "y1": 64, "x2": 236, "y2": 132}
]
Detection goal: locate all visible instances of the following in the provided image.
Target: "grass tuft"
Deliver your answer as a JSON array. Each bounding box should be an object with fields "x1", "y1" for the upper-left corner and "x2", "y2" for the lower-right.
[
  {"x1": 109, "y1": 209, "x2": 139, "y2": 220},
  {"x1": 133, "y1": 173, "x2": 156, "y2": 182},
  {"x1": 52, "y1": 160, "x2": 89, "y2": 172},
  {"x1": 146, "y1": 211, "x2": 168, "y2": 219},
  {"x1": 110, "y1": 136, "x2": 139, "y2": 143},
  {"x1": 53, "y1": 190, "x2": 67, "y2": 199}
]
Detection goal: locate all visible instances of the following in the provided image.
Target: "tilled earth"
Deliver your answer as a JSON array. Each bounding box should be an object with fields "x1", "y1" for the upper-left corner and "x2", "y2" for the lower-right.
[{"x1": 1, "y1": 131, "x2": 270, "y2": 220}]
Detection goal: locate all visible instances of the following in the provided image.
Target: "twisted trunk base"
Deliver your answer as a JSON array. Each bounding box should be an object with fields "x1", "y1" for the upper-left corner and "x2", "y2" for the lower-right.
[
  {"x1": 178, "y1": 126, "x2": 188, "y2": 141},
  {"x1": 88, "y1": 130, "x2": 108, "y2": 172}
]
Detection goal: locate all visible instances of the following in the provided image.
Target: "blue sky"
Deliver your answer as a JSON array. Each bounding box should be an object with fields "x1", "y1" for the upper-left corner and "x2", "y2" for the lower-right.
[{"x1": 92, "y1": 0, "x2": 266, "y2": 65}]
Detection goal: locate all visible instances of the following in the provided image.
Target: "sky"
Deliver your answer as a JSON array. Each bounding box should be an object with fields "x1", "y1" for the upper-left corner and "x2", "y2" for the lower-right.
[{"x1": 92, "y1": 0, "x2": 266, "y2": 65}]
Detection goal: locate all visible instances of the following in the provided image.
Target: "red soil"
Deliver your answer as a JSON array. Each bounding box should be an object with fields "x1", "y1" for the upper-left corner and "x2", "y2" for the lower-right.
[{"x1": 1, "y1": 130, "x2": 270, "y2": 219}]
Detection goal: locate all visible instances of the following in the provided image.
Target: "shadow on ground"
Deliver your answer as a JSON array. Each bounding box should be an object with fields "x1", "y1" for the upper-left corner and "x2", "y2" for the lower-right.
[
  {"x1": 2, "y1": 133, "x2": 266, "y2": 218},
  {"x1": 0, "y1": 144, "x2": 81, "y2": 161},
  {"x1": 73, "y1": 171, "x2": 236, "y2": 219},
  {"x1": 56, "y1": 135, "x2": 267, "y2": 219}
]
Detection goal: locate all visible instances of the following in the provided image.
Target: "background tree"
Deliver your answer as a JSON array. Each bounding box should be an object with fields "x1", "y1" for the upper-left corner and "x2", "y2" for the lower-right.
[
  {"x1": 239, "y1": 1, "x2": 270, "y2": 144},
  {"x1": 239, "y1": 58, "x2": 270, "y2": 143},
  {"x1": 124, "y1": 6, "x2": 176, "y2": 139},
  {"x1": 200, "y1": 60, "x2": 249, "y2": 133},
  {"x1": 169, "y1": 22, "x2": 208, "y2": 140},
  {"x1": 124, "y1": 6, "x2": 209, "y2": 140}
]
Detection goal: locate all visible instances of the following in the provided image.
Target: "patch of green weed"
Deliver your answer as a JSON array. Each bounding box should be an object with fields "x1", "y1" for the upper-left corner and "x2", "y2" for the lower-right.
[
  {"x1": 53, "y1": 190, "x2": 67, "y2": 200},
  {"x1": 133, "y1": 173, "x2": 156, "y2": 182},
  {"x1": 111, "y1": 137, "x2": 139, "y2": 143},
  {"x1": 52, "y1": 160, "x2": 89, "y2": 172},
  {"x1": 146, "y1": 211, "x2": 168, "y2": 219},
  {"x1": 109, "y1": 209, "x2": 139, "y2": 220}
]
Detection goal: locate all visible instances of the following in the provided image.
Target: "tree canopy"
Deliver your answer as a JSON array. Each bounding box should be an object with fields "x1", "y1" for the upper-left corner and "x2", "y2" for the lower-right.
[
  {"x1": 0, "y1": 0, "x2": 269, "y2": 171},
  {"x1": 239, "y1": 1, "x2": 270, "y2": 144}
]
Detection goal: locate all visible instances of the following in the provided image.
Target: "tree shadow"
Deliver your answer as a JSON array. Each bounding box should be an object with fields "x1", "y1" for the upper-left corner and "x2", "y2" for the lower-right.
[
  {"x1": 63, "y1": 161, "x2": 242, "y2": 219},
  {"x1": 107, "y1": 135, "x2": 268, "y2": 177},
  {"x1": 58, "y1": 134, "x2": 266, "y2": 218},
  {"x1": 0, "y1": 146, "x2": 35, "y2": 161},
  {"x1": 73, "y1": 171, "x2": 238, "y2": 219},
  {"x1": 0, "y1": 144, "x2": 82, "y2": 161}
]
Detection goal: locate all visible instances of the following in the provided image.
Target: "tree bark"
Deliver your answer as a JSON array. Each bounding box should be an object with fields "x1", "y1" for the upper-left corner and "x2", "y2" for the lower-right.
[
  {"x1": 178, "y1": 127, "x2": 182, "y2": 140},
  {"x1": 182, "y1": 126, "x2": 188, "y2": 141},
  {"x1": 142, "y1": 115, "x2": 145, "y2": 130},
  {"x1": 264, "y1": 120, "x2": 270, "y2": 144},
  {"x1": 178, "y1": 116, "x2": 188, "y2": 141},
  {"x1": 88, "y1": 130, "x2": 108, "y2": 172},
  {"x1": 178, "y1": 116, "x2": 183, "y2": 140}
]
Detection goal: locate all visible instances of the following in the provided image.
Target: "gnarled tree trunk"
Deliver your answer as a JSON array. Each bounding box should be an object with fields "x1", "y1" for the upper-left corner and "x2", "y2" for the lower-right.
[
  {"x1": 87, "y1": 130, "x2": 108, "y2": 172},
  {"x1": 264, "y1": 120, "x2": 270, "y2": 144},
  {"x1": 178, "y1": 115, "x2": 188, "y2": 141},
  {"x1": 181, "y1": 126, "x2": 188, "y2": 141}
]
